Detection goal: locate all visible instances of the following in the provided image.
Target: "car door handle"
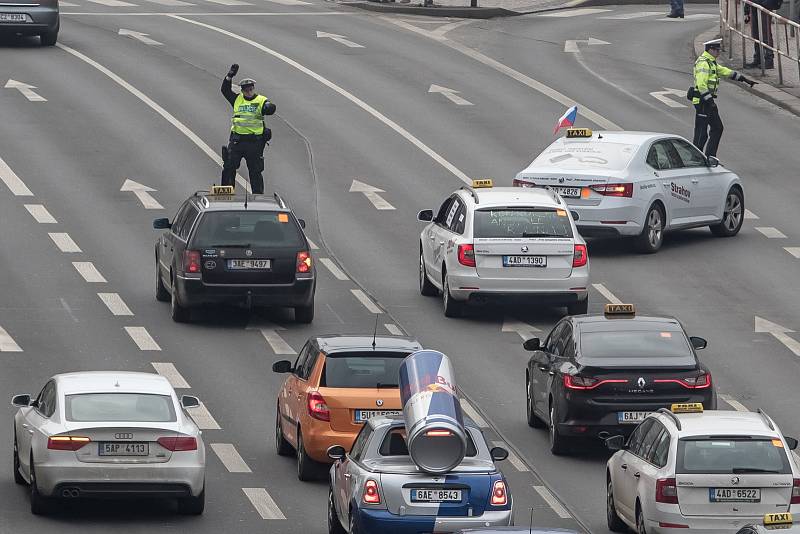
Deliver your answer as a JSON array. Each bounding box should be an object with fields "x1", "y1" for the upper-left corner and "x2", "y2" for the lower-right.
[
  {"x1": 429, "y1": 234, "x2": 435, "y2": 240},
  {"x1": 662, "y1": 182, "x2": 670, "y2": 187},
  {"x1": 439, "y1": 241, "x2": 445, "y2": 245},
  {"x1": 21, "y1": 423, "x2": 29, "y2": 428},
  {"x1": 620, "y1": 464, "x2": 627, "y2": 470},
  {"x1": 27, "y1": 430, "x2": 34, "y2": 435},
  {"x1": 548, "y1": 371, "x2": 555, "y2": 376},
  {"x1": 634, "y1": 472, "x2": 640, "y2": 478},
  {"x1": 691, "y1": 179, "x2": 699, "y2": 184},
  {"x1": 343, "y1": 474, "x2": 351, "y2": 479},
  {"x1": 537, "y1": 365, "x2": 548, "y2": 371}
]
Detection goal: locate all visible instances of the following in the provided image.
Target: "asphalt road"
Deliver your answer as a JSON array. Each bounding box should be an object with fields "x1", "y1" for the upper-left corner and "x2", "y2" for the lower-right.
[{"x1": 1, "y1": 2, "x2": 799, "y2": 533}]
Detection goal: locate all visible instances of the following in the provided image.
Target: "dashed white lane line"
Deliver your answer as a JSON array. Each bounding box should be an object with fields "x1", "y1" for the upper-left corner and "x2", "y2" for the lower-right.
[
  {"x1": 24, "y1": 204, "x2": 57, "y2": 223},
  {"x1": 319, "y1": 258, "x2": 349, "y2": 281},
  {"x1": 251, "y1": 324, "x2": 296, "y2": 354},
  {"x1": 744, "y1": 209, "x2": 759, "y2": 220},
  {"x1": 459, "y1": 398, "x2": 488, "y2": 427},
  {"x1": 719, "y1": 393, "x2": 749, "y2": 412},
  {"x1": 243, "y1": 488, "x2": 286, "y2": 520},
  {"x1": 384, "y1": 323, "x2": 403, "y2": 336},
  {"x1": 48, "y1": 232, "x2": 82, "y2": 253},
  {"x1": 598, "y1": 10, "x2": 662, "y2": 19},
  {"x1": 98, "y1": 293, "x2": 134, "y2": 316},
  {"x1": 144, "y1": 0, "x2": 194, "y2": 5},
  {"x1": 151, "y1": 362, "x2": 191, "y2": 388},
  {"x1": 755, "y1": 227, "x2": 787, "y2": 239},
  {"x1": 0, "y1": 326, "x2": 22, "y2": 352},
  {"x1": 204, "y1": 0, "x2": 252, "y2": 5},
  {"x1": 211, "y1": 443, "x2": 252, "y2": 473},
  {"x1": 72, "y1": 262, "x2": 107, "y2": 283},
  {"x1": 538, "y1": 7, "x2": 610, "y2": 16},
  {"x1": 265, "y1": 0, "x2": 310, "y2": 4},
  {"x1": 306, "y1": 238, "x2": 319, "y2": 250},
  {"x1": 350, "y1": 289, "x2": 382, "y2": 314},
  {"x1": 784, "y1": 247, "x2": 800, "y2": 259},
  {"x1": 533, "y1": 485, "x2": 572, "y2": 519},
  {"x1": 492, "y1": 441, "x2": 528, "y2": 472},
  {"x1": 87, "y1": 0, "x2": 138, "y2": 6},
  {"x1": 58, "y1": 1, "x2": 78, "y2": 5},
  {"x1": 187, "y1": 402, "x2": 221, "y2": 430},
  {"x1": 0, "y1": 156, "x2": 33, "y2": 196},
  {"x1": 124, "y1": 326, "x2": 161, "y2": 351},
  {"x1": 592, "y1": 283, "x2": 622, "y2": 304}
]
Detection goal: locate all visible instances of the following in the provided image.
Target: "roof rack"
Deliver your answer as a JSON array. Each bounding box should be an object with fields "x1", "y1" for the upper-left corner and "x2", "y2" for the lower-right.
[
  {"x1": 757, "y1": 409, "x2": 775, "y2": 431},
  {"x1": 657, "y1": 408, "x2": 682, "y2": 431},
  {"x1": 459, "y1": 186, "x2": 479, "y2": 204},
  {"x1": 273, "y1": 192, "x2": 287, "y2": 209}
]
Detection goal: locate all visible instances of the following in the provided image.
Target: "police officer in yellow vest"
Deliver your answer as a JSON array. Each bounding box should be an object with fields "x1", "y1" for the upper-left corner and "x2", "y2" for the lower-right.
[
  {"x1": 692, "y1": 39, "x2": 756, "y2": 157},
  {"x1": 221, "y1": 64, "x2": 276, "y2": 194}
]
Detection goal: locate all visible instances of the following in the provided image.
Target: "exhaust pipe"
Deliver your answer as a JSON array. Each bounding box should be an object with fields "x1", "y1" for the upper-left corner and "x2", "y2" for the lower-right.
[{"x1": 60, "y1": 488, "x2": 80, "y2": 498}]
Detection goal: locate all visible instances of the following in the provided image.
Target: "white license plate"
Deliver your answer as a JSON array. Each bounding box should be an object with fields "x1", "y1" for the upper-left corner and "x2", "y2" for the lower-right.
[
  {"x1": 0, "y1": 13, "x2": 27, "y2": 21},
  {"x1": 99, "y1": 442, "x2": 149, "y2": 456},
  {"x1": 551, "y1": 186, "x2": 582, "y2": 198},
  {"x1": 617, "y1": 411, "x2": 651, "y2": 424},
  {"x1": 354, "y1": 410, "x2": 401, "y2": 422},
  {"x1": 709, "y1": 488, "x2": 761, "y2": 503},
  {"x1": 411, "y1": 489, "x2": 462, "y2": 503},
  {"x1": 227, "y1": 259, "x2": 271, "y2": 270},
  {"x1": 503, "y1": 255, "x2": 547, "y2": 267}
]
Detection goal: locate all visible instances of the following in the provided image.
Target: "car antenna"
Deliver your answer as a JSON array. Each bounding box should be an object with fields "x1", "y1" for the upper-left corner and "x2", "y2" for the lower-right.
[{"x1": 371, "y1": 313, "x2": 378, "y2": 350}]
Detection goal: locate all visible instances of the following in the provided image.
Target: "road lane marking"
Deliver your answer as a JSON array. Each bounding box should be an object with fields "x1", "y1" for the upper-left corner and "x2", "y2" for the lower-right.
[
  {"x1": 502, "y1": 317, "x2": 541, "y2": 340},
  {"x1": 649, "y1": 88, "x2": 686, "y2": 108},
  {"x1": 0, "y1": 326, "x2": 22, "y2": 352},
  {"x1": 143, "y1": 0, "x2": 194, "y2": 5},
  {"x1": 539, "y1": 7, "x2": 610, "y2": 16},
  {"x1": 599, "y1": 11, "x2": 662, "y2": 19},
  {"x1": 211, "y1": 443, "x2": 252, "y2": 472},
  {"x1": 98, "y1": 293, "x2": 134, "y2": 316},
  {"x1": 533, "y1": 485, "x2": 571, "y2": 518},
  {"x1": 744, "y1": 209, "x2": 759, "y2": 219},
  {"x1": 60, "y1": 10, "x2": 351, "y2": 14},
  {"x1": 384, "y1": 323, "x2": 403, "y2": 335},
  {"x1": 121, "y1": 178, "x2": 163, "y2": 208},
  {"x1": 243, "y1": 488, "x2": 286, "y2": 519},
  {"x1": 48, "y1": 232, "x2": 82, "y2": 253},
  {"x1": 306, "y1": 238, "x2": 319, "y2": 250},
  {"x1": 151, "y1": 362, "x2": 191, "y2": 388},
  {"x1": 319, "y1": 258, "x2": 349, "y2": 280},
  {"x1": 784, "y1": 247, "x2": 800, "y2": 259},
  {"x1": 316, "y1": 31, "x2": 364, "y2": 48},
  {"x1": 88, "y1": 0, "x2": 138, "y2": 5},
  {"x1": 124, "y1": 326, "x2": 161, "y2": 350},
  {"x1": 459, "y1": 399, "x2": 488, "y2": 427},
  {"x1": 5, "y1": 79, "x2": 46, "y2": 102},
  {"x1": 349, "y1": 179, "x2": 395, "y2": 210},
  {"x1": 59, "y1": 1, "x2": 78, "y2": 5},
  {"x1": 492, "y1": 440, "x2": 528, "y2": 472},
  {"x1": 247, "y1": 322, "x2": 296, "y2": 354},
  {"x1": 60, "y1": 298, "x2": 79, "y2": 323},
  {"x1": 592, "y1": 283, "x2": 622, "y2": 304},
  {"x1": 24, "y1": 204, "x2": 57, "y2": 223},
  {"x1": 755, "y1": 316, "x2": 800, "y2": 357},
  {"x1": 657, "y1": 13, "x2": 716, "y2": 20},
  {"x1": 187, "y1": 402, "x2": 221, "y2": 429},
  {"x1": 755, "y1": 227, "x2": 787, "y2": 239},
  {"x1": 563, "y1": 37, "x2": 611, "y2": 54},
  {"x1": 719, "y1": 393, "x2": 749, "y2": 412},
  {"x1": 265, "y1": 0, "x2": 311, "y2": 4},
  {"x1": 351, "y1": 289, "x2": 382, "y2": 314},
  {"x1": 0, "y1": 156, "x2": 34, "y2": 196},
  {"x1": 72, "y1": 261, "x2": 107, "y2": 283},
  {"x1": 118, "y1": 29, "x2": 164, "y2": 46},
  {"x1": 428, "y1": 84, "x2": 473, "y2": 106},
  {"x1": 204, "y1": 0, "x2": 252, "y2": 5}
]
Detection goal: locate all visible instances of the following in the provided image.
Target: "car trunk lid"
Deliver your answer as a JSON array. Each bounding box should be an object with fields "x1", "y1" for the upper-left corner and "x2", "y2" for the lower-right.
[
  {"x1": 60, "y1": 423, "x2": 184, "y2": 464},
  {"x1": 318, "y1": 386, "x2": 402, "y2": 433},
  {"x1": 378, "y1": 467, "x2": 495, "y2": 517}
]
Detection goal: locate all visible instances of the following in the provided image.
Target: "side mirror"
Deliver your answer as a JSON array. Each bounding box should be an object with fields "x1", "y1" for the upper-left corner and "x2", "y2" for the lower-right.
[
  {"x1": 785, "y1": 436, "x2": 798, "y2": 451},
  {"x1": 417, "y1": 209, "x2": 434, "y2": 222},
  {"x1": 272, "y1": 360, "x2": 293, "y2": 373},
  {"x1": 11, "y1": 394, "x2": 31, "y2": 407},
  {"x1": 490, "y1": 446, "x2": 509, "y2": 462},
  {"x1": 707, "y1": 156, "x2": 720, "y2": 167},
  {"x1": 570, "y1": 211, "x2": 580, "y2": 221},
  {"x1": 298, "y1": 218, "x2": 306, "y2": 229},
  {"x1": 605, "y1": 435, "x2": 626, "y2": 452},
  {"x1": 327, "y1": 445, "x2": 346, "y2": 461},
  {"x1": 523, "y1": 338, "x2": 541, "y2": 351},
  {"x1": 180, "y1": 395, "x2": 200, "y2": 409},
  {"x1": 690, "y1": 336, "x2": 707, "y2": 350},
  {"x1": 153, "y1": 218, "x2": 171, "y2": 229}
]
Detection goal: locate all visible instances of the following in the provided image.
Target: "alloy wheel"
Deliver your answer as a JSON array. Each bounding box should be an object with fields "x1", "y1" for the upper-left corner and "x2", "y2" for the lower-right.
[
  {"x1": 723, "y1": 192, "x2": 742, "y2": 231},
  {"x1": 647, "y1": 209, "x2": 663, "y2": 248}
]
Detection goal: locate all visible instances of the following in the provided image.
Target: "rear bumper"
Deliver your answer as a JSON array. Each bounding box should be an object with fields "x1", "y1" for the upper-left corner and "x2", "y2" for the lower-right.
[
  {"x1": 354, "y1": 508, "x2": 513, "y2": 533},
  {"x1": 569, "y1": 200, "x2": 646, "y2": 237},
  {"x1": 0, "y1": 6, "x2": 58, "y2": 34},
  {"x1": 53, "y1": 482, "x2": 193, "y2": 499},
  {"x1": 645, "y1": 503, "x2": 799, "y2": 534},
  {"x1": 176, "y1": 276, "x2": 314, "y2": 308},
  {"x1": 447, "y1": 270, "x2": 589, "y2": 305},
  {"x1": 298, "y1": 418, "x2": 358, "y2": 464}
]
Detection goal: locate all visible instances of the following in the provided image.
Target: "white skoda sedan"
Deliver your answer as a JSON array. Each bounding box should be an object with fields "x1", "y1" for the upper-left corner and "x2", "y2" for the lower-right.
[
  {"x1": 11, "y1": 372, "x2": 206, "y2": 515},
  {"x1": 513, "y1": 130, "x2": 745, "y2": 253}
]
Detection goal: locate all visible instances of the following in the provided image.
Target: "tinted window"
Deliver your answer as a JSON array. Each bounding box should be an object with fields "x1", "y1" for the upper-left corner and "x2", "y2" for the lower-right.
[
  {"x1": 444, "y1": 198, "x2": 461, "y2": 229},
  {"x1": 639, "y1": 425, "x2": 665, "y2": 461},
  {"x1": 627, "y1": 419, "x2": 654, "y2": 456},
  {"x1": 36, "y1": 381, "x2": 56, "y2": 418},
  {"x1": 533, "y1": 141, "x2": 638, "y2": 171},
  {"x1": 546, "y1": 322, "x2": 566, "y2": 353},
  {"x1": 170, "y1": 202, "x2": 192, "y2": 239},
  {"x1": 651, "y1": 430, "x2": 671, "y2": 467},
  {"x1": 321, "y1": 352, "x2": 409, "y2": 388},
  {"x1": 669, "y1": 139, "x2": 707, "y2": 168},
  {"x1": 473, "y1": 209, "x2": 573, "y2": 239},
  {"x1": 349, "y1": 424, "x2": 373, "y2": 462},
  {"x1": 451, "y1": 204, "x2": 467, "y2": 235},
  {"x1": 293, "y1": 342, "x2": 312, "y2": 378},
  {"x1": 647, "y1": 142, "x2": 673, "y2": 170},
  {"x1": 192, "y1": 211, "x2": 305, "y2": 249},
  {"x1": 179, "y1": 205, "x2": 199, "y2": 241},
  {"x1": 378, "y1": 427, "x2": 478, "y2": 457},
  {"x1": 579, "y1": 330, "x2": 693, "y2": 360},
  {"x1": 435, "y1": 197, "x2": 455, "y2": 225},
  {"x1": 65, "y1": 393, "x2": 177, "y2": 422},
  {"x1": 676, "y1": 438, "x2": 792, "y2": 474},
  {"x1": 295, "y1": 345, "x2": 319, "y2": 381},
  {"x1": 553, "y1": 324, "x2": 573, "y2": 357}
]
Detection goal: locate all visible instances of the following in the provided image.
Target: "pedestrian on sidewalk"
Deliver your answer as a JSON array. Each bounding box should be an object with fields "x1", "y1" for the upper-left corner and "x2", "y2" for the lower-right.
[
  {"x1": 745, "y1": 0, "x2": 780, "y2": 69},
  {"x1": 667, "y1": 0, "x2": 684, "y2": 18}
]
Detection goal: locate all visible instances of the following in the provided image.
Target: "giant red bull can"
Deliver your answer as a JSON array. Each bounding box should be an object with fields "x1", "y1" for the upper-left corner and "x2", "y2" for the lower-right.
[{"x1": 399, "y1": 350, "x2": 467, "y2": 474}]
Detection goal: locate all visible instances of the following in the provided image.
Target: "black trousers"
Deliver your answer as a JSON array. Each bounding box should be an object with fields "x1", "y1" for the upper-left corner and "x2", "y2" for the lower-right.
[
  {"x1": 693, "y1": 102, "x2": 724, "y2": 157},
  {"x1": 750, "y1": 10, "x2": 774, "y2": 62},
  {"x1": 221, "y1": 136, "x2": 265, "y2": 194}
]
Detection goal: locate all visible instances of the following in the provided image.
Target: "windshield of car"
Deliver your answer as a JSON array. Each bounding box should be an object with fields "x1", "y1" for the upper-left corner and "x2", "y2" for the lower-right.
[
  {"x1": 320, "y1": 352, "x2": 410, "y2": 388},
  {"x1": 65, "y1": 393, "x2": 177, "y2": 422},
  {"x1": 473, "y1": 208, "x2": 573, "y2": 239},
  {"x1": 579, "y1": 329, "x2": 696, "y2": 366},
  {"x1": 191, "y1": 211, "x2": 305, "y2": 249},
  {"x1": 677, "y1": 438, "x2": 792, "y2": 474},
  {"x1": 532, "y1": 141, "x2": 638, "y2": 171}
]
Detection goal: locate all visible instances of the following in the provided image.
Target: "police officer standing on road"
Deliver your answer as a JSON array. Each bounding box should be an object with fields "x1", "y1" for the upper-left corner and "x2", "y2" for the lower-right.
[
  {"x1": 221, "y1": 63, "x2": 276, "y2": 194},
  {"x1": 692, "y1": 39, "x2": 756, "y2": 157}
]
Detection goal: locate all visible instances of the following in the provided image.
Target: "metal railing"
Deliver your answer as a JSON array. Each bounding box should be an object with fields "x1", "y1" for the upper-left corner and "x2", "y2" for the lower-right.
[{"x1": 720, "y1": 0, "x2": 800, "y2": 85}]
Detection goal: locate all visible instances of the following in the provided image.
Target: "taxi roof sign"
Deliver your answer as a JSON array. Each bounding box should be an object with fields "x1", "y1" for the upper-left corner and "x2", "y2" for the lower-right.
[
  {"x1": 765, "y1": 513, "x2": 793, "y2": 527},
  {"x1": 210, "y1": 185, "x2": 235, "y2": 195},
  {"x1": 670, "y1": 403, "x2": 704, "y2": 414},
  {"x1": 604, "y1": 303, "x2": 635, "y2": 316},
  {"x1": 565, "y1": 128, "x2": 593, "y2": 139},
  {"x1": 472, "y1": 179, "x2": 493, "y2": 189}
]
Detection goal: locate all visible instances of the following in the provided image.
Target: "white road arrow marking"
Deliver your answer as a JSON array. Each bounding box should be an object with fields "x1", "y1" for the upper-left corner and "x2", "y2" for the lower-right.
[
  {"x1": 501, "y1": 317, "x2": 541, "y2": 340},
  {"x1": 118, "y1": 29, "x2": 163, "y2": 46},
  {"x1": 649, "y1": 87, "x2": 686, "y2": 108},
  {"x1": 428, "y1": 84, "x2": 473, "y2": 106},
  {"x1": 784, "y1": 247, "x2": 800, "y2": 259},
  {"x1": 246, "y1": 321, "x2": 295, "y2": 354},
  {"x1": 316, "y1": 31, "x2": 363, "y2": 48},
  {"x1": 564, "y1": 37, "x2": 610, "y2": 53},
  {"x1": 349, "y1": 179, "x2": 395, "y2": 210},
  {"x1": 4, "y1": 79, "x2": 46, "y2": 102},
  {"x1": 121, "y1": 178, "x2": 163, "y2": 209},
  {"x1": 755, "y1": 316, "x2": 800, "y2": 357}
]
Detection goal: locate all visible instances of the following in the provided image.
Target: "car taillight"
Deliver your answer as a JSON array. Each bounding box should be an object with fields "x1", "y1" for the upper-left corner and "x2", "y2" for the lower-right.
[
  {"x1": 458, "y1": 244, "x2": 476, "y2": 267},
  {"x1": 792, "y1": 479, "x2": 800, "y2": 504},
  {"x1": 490, "y1": 480, "x2": 508, "y2": 506},
  {"x1": 425, "y1": 430, "x2": 452, "y2": 437},
  {"x1": 47, "y1": 436, "x2": 91, "y2": 451},
  {"x1": 655, "y1": 373, "x2": 712, "y2": 389},
  {"x1": 296, "y1": 251, "x2": 312, "y2": 273},
  {"x1": 512, "y1": 178, "x2": 534, "y2": 188},
  {"x1": 183, "y1": 250, "x2": 201, "y2": 274},
  {"x1": 564, "y1": 375, "x2": 628, "y2": 390},
  {"x1": 656, "y1": 478, "x2": 679, "y2": 504},
  {"x1": 363, "y1": 479, "x2": 381, "y2": 504},
  {"x1": 307, "y1": 391, "x2": 330, "y2": 422},
  {"x1": 572, "y1": 244, "x2": 588, "y2": 267},
  {"x1": 590, "y1": 183, "x2": 633, "y2": 198},
  {"x1": 157, "y1": 436, "x2": 198, "y2": 451}
]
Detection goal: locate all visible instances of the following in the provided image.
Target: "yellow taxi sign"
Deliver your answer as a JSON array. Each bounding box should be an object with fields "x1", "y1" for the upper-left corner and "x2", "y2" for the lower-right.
[
  {"x1": 210, "y1": 185, "x2": 235, "y2": 195},
  {"x1": 764, "y1": 513, "x2": 793, "y2": 526},
  {"x1": 604, "y1": 303, "x2": 635, "y2": 316},
  {"x1": 670, "y1": 403, "x2": 704, "y2": 414},
  {"x1": 472, "y1": 179, "x2": 493, "y2": 189},
  {"x1": 565, "y1": 127, "x2": 593, "y2": 139}
]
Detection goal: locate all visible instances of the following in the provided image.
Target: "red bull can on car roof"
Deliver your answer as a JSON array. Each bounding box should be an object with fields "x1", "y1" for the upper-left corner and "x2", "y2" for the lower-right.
[{"x1": 399, "y1": 350, "x2": 467, "y2": 474}]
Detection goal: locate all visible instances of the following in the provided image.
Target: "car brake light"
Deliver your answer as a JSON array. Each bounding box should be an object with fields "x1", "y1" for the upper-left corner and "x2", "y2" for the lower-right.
[
  {"x1": 512, "y1": 178, "x2": 534, "y2": 188},
  {"x1": 458, "y1": 244, "x2": 476, "y2": 267},
  {"x1": 296, "y1": 251, "x2": 312, "y2": 273},
  {"x1": 307, "y1": 391, "x2": 330, "y2": 422},
  {"x1": 590, "y1": 183, "x2": 633, "y2": 198},
  {"x1": 656, "y1": 478, "x2": 679, "y2": 504},
  {"x1": 563, "y1": 375, "x2": 628, "y2": 390},
  {"x1": 157, "y1": 436, "x2": 198, "y2": 451},
  {"x1": 655, "y1": 373, "x2": 712, "y2": 389},
  {"x1": 47, "y1": 436, "x2": 91, "y2": 451},
  {"x1": 490, "y1": 480, "x2": 508, "y2": 506},
  {"x1": 572, "y1": 244, "x2": 588, "y2": 268},
  {"x1": 425, "y1": 430, "x2": 452, "y2": 437},
  {"x1": 363, "y1": 479, "x2": 381, "y2": 504},
  {"x1": 183, "y1": 250, "x2": 201, "y2": 274},
  {"x1": 792, "y1": 479, "x2": 800, "y2": 504}
]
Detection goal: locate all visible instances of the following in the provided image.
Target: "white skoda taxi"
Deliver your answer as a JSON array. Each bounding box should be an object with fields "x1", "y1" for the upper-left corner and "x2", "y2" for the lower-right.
[
  {"x1": 605, "y1": 403, "x2": 800, "y2": 534},
  {"x1": 513, "y1": 128, "x2": 745, "y2": 253},
  {"x1": 417, "y1": 179, "x2": 589, "y2": 317}
]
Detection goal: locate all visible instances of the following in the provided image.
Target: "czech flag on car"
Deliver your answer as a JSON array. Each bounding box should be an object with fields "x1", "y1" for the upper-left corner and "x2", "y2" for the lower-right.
[{"x1": 553, "y1": 105, "x2": 578, "y2": 135}]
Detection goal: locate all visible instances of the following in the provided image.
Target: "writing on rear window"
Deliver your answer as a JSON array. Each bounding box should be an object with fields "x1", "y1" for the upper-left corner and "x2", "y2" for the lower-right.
[{"x1": 473, "y1": 209, "x2": 573, "y2": 239}]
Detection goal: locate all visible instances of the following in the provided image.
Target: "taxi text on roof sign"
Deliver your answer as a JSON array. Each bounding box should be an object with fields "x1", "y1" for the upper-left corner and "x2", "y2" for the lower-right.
[
  {"x1": 670, "y1": 402, "x2": 704, "y2": 414},
  {"x1": 565, "y1": 128, "x2": 593, "y2": 139},
  {"x1": 210, "y1": 185, "x2": 235, "y2": 195},
  {"x1": 604, "y1": 303, "x2": 636, "y2": 315},
  {"x1": 472, "y1": 179, "x2": 493, "y2": 189},
  {"x1": 764, "y1": 513, "x2": 793, "y2": 526}
]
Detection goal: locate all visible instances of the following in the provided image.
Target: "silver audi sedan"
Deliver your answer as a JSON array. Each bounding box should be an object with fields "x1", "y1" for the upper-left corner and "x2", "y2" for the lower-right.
[{"x1": 11, "y1": 371, "x2": 206, "y2": 515}]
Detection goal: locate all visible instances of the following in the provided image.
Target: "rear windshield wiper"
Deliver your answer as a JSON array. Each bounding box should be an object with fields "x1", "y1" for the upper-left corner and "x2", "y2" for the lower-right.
[
  {"x1": 206, "y1": 243, "x2": 251, "y2": 248},
  {"x1": 376, "y1": 383, "x2": 398, "y2": 388},
  {"x1": 731, "y1": 467, "x2": 782, "y2": 474}
]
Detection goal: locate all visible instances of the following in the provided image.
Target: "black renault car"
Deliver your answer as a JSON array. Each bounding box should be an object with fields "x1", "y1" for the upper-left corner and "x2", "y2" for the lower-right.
[
  {"x1": 0, "y1": 0, "x2": 59, "y2": 45},
  {"x1": 153, "y1": 188, "x2": 315, "y2": 323},
  {"x1": 524, "y1": 304, "x2": 716, "y2": 454}
]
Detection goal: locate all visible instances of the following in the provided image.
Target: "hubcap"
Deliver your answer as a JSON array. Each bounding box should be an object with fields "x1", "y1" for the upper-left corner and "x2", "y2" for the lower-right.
[
  {"x1": 419, "y1": 255, "x2": 424, "y2": 290},
  {"x1": 443, "y1": 277, "x2": 449, "y2": 307},
  {"x1": 549, "y1": 406, "x2": 555, "y2": 446},
  {"x1": 607, "y1": 483, "x2": 614, "y2": 518},
  {"x1": 723, "y1": 193, "x2": 742, "y2": 231},
  {"x1": 647, "y1": 209, "x2": 663, "y2": 248}
]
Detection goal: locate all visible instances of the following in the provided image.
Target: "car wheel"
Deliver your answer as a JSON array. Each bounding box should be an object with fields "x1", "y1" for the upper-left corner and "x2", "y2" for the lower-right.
[
  {"x1": 275, "y1": 405, "x2": 293, "y2": 456},
  {"x1": 170, "y1": 274, "x2": 191, "y2": 323},
  {"x1": 567, "y1": 298, "x2": 588, "y2": 316},
  {"x1": 29, "y1": 457, "x2": 53, "y2": 515},
  {"x1": 634, "y1": 204, "x2": 664, "y2": 254},
  {"x1": 296, "y1": 428, "x2": 320, "y2": 482},
  {"x1": 419, "y1": 250, "x2": 437, "y2": 296},
  {"x1": 636, "y1": 503, "x2": 647, "y2": 534},
  {"x1": 442, "y1": 271, "x2": 463, "y2": 318},
  {"x1": 607, "y1": 479, "x2": 627, "y2": 532},
  {"x1": 549, "y1": 403, "x2": 570, "y2": 455},
  {"x1": 155, "y1": 255, "x2": 169, "y2": 302},
  {"x1": 177, "y1": 486, "x2": 205, "y2": 515},
  {"x1": 13, "y1": 433, "x2": 25, "y2": 485},
  {"x1": 39, "y1": 22, "x2": 58, "y2": 46},
  {"x1": 294, "y1": 300, "x2": 314, "y2": 324},
  {"x1": 526, "y1": 378, "x2": 545, "y2": 428},
  {"x1": 710, "y1": 187, "x2": 744, "y2": 237},
  {"x1": 328, "y1": 488, "x2": 346, "y2": 534}
]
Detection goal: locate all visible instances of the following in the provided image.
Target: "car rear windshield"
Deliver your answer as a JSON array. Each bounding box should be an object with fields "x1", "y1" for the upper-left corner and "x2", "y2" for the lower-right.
[
  {"x1": 677, "y1": 438, "x2": 792, "y2": 474},
  {"x1": 379, "y1": 427, "x2": 478, "y2": 457},
  {"x1": 473, "y1": 208, "x2": 573, "y2": 239},
  {"x1": 191, "y1": 211, "x2": 305, "y2": 249},
  {"x1": 579, "y1": 330, "x2": 693, "y2": 364},
  {"x1": 65, "y1": 393, "x2": 177, "y2": 422},
  {"x1": 533, "y1": 142, "x2": 638, "y2": 171},
  {"x1": 320, "y1": 352, "x2": 411, "y2": 388}
]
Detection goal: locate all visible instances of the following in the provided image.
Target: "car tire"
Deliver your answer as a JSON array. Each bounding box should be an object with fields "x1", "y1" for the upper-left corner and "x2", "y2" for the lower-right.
[
  {"x1": 549, "y1": 403, "x2": 570, "y2": 455},
  {"x1": 177, "y1": 486, "x2": 205, "y2": 515},
  {"x1": 294, "y1": 300, "x2": 314, "y2": 324},
  {"x1": 170, "y1": 274, "x2": 191, "y2": 323},
  {"x1": 275, "y1": 405, "x2": 293, "y2": 457},
  {"x1": 328, "y1": 488, "x2": 346, "y2": 534},
  {"x1": 29, "y1": 457, "x2": 53, "y2": 515},
  {"x1": 607, "y1": 479, "x2": 627, "y2": 532},
  {"x1": 709, "y1": 187, "x2": 744, "y2": 237},
  {"x1": 297, "y1": 428, "x2": 320, "y2": 482},
  {"x1": 40, "y1": 22, "x2": 58, "y2": 46},
  {"x1": 636, "y1": 503, "x2": 647, "y2": 534},
  {"x1": 155, "y1": 255, "x2": 169, "y2": 302},
  {"x1": 419, "y1": 249, "x2": 437, "y2": 297},
  {"x1": 442, "y1": 271, "x2": 463, "y2": 318},
  {"x1": 526, "y1": 378, "x2": 546, "y2": 428},
  {"x1": 567, "y1": 299, "x2": 588, "y2": 316},
  {"x1": 634, "y1": 204, "x2": 665, "y2": 254},
  {"x1": 13, "y1": 433, "x2": 25, "y2": 485}
]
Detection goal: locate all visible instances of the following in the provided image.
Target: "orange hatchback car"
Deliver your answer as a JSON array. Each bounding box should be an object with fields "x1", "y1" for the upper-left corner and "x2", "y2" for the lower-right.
[{"x1": 272, "y1": 334, "x2": 422, "y2": 480}]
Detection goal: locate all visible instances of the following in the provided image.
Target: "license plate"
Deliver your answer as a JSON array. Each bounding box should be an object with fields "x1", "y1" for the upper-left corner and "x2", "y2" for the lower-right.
[
  {"x1": 354, "y1": 410, "x2": 401, "y2": 423},
  {"x1": 709, "y1": 488, "x2": 761, "y2": 503},
  {"x1": 617, "y1": 411, "x2": 651, "y2": 424},
  {"x1": 0, "y1": 13, "x2": 27, "y2": 21},
  {"x1": 411, "y1": 489, "x2": 462, "y2": 503},
  {"x1": 227, "y1": 259, "x2": 271, "y2": 270},
  {"x1": 503, "y1": 255, "x2": 547, "y2": 267},
  {"x1": 99, "y1": 442, "x2": 149, "y2": 456},
  {"x1": 551, "y1": 186, "x2": 582, "y2": 198}
]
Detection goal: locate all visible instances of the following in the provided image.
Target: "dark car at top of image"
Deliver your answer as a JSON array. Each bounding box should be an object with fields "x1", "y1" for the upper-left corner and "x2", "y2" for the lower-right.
[
  {"x1": 0, "y1": 0, "x2": 59, "y2": 45},
  {"x1": 153, "y1": 187, "x2": 315, "y2": 323},
  {"x1": 524, "y1": 303, "x2": 716, "y2": 455},
  {"x1": 455, "y1": 529, "x2": 581, "y2": 534}
]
